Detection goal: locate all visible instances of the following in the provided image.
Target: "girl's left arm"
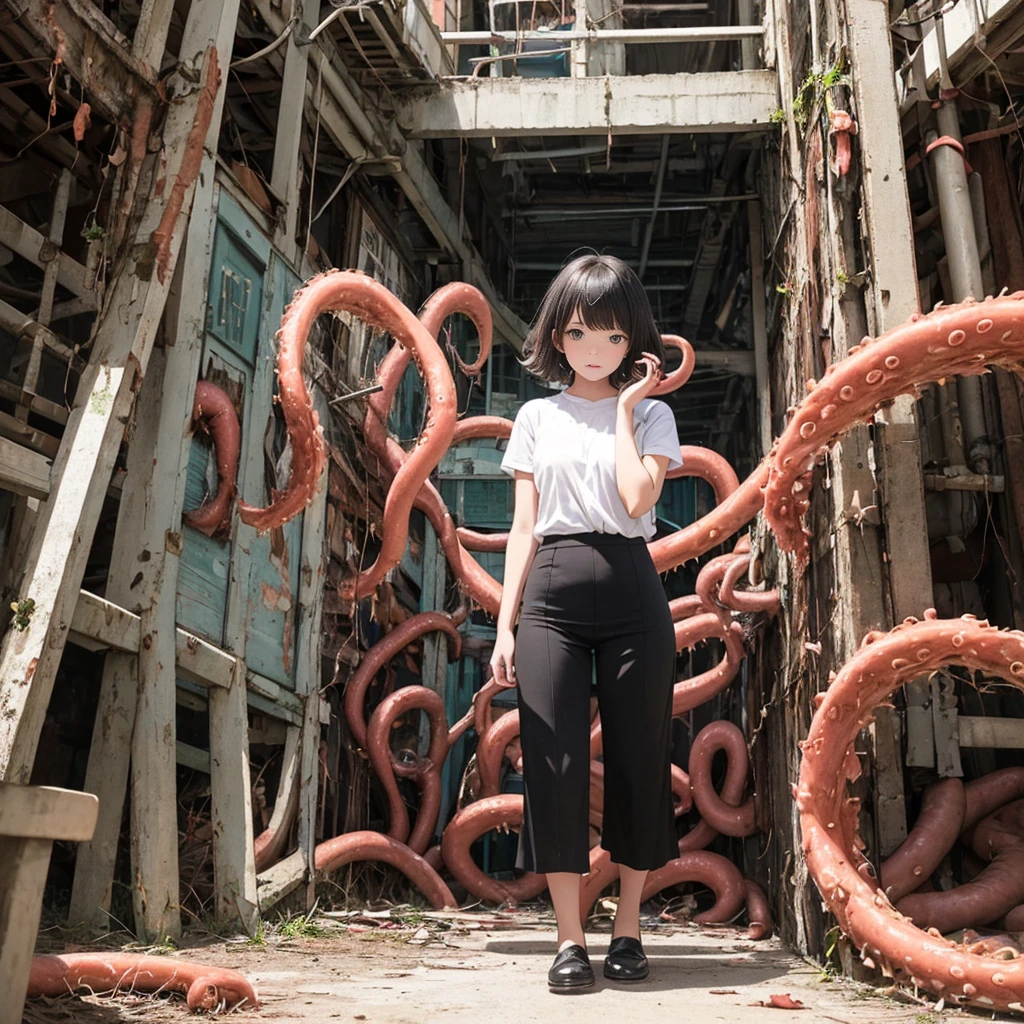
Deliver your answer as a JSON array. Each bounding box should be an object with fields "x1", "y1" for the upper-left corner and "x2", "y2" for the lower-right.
[{"x1": 615, "y1": 406, "x2": 671, "y2": 518}]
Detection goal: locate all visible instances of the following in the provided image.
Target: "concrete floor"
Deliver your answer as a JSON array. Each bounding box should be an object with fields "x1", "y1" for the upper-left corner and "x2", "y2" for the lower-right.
[{"x1": 180, "y1": 920, "x2": 940, "y2": 1024}]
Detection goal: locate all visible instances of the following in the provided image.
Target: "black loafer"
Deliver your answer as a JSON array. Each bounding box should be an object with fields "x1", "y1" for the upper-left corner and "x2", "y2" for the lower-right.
[
  {"x1": 603, "y1": 936, "x2": 649, "y2": 982},
  {"x1": 548, "y1": 944, "x2": 595, "y2": 990}
]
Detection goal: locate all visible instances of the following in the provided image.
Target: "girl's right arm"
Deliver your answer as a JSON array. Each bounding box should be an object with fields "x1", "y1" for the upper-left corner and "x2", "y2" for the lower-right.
[{"x1": 489, "y1": 471, "x2": 540, "y2": 688}]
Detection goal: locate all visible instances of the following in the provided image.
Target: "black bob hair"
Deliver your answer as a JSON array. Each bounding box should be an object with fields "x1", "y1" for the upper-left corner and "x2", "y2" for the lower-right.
[{"x1": 519, "y1": 253, "x2": 667, "y2": 391}]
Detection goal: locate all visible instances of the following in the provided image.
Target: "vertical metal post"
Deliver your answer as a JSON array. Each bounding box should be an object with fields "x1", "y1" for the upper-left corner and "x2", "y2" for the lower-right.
[
  {"x1": 638, "y1": 136, "x2": 670, "y2": 279},
  {"x1": 572, "y1": 0, "x2": 589, "y2": 76},
  {"x1": 737, "y1": 0, "x2": 757, "y2": 69},
  {"x1": 747, "y1": 201, "x2": 771, "y2": 455}
]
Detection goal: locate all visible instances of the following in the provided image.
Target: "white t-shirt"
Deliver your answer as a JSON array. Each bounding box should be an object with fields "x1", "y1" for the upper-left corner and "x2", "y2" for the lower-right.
[{"x1": 499, "y1": 392, "x2": 683, "y2": 541}]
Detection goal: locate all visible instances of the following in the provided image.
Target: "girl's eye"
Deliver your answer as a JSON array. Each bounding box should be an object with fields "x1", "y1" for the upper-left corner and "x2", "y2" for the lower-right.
[
  {"x1": 610, "y1": 335, "x2": 626, "y2": 345},
  {"x1": 566, "y1": 329, "x2": 584, "y2": 340}
]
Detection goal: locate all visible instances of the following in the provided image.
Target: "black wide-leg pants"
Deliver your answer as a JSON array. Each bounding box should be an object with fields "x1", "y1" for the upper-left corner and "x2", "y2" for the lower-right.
[{"x1": 512, "y1": 531, "x2": 678, "y2": 875}]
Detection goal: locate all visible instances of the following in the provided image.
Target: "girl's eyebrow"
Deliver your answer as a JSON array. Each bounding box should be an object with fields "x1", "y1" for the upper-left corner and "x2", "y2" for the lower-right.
[{"x1": 566, "y1": 320, "x2": 628, "y2": 335}]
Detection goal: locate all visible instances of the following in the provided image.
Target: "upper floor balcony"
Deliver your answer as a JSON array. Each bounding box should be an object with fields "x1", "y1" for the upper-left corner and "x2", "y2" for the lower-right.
[{"x1": 313, "y1": 0, "x2": 776, "y2": 136}]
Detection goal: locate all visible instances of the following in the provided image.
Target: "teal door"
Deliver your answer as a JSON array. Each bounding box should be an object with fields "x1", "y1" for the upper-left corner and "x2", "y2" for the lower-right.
[
  {"x1": 241, "y1": 264, "x2": 305, "y2": 689},
  {"x1": 178, "y1": 193, "x2": 305, "y2": 691},
  {"x1": 177, "y1": 195, "x2": 265, "y2": 644}
]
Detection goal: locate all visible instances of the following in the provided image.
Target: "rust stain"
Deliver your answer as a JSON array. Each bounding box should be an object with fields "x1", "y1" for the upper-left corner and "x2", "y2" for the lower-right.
[
  {"x1": 25, "y1": 657, "x2": 38, "y2": 684},
  {"x1": 43, "y1": 4, "x2": 67, "y2": 68},
  {"x1": 72, "y1": 101, "x2": 91, "y2": 142},
  {"x1": 151, "y1": 47, "x2": 220, "y2": 285}
]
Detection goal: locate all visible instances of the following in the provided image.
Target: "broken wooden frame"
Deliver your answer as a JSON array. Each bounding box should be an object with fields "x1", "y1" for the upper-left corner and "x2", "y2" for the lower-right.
[
  {"x1": 1, "y1": 0, "x2": 243, "y2": 944},
  {"x1": 0, "y1": 782, "x2": 98, "y2": 1022}
]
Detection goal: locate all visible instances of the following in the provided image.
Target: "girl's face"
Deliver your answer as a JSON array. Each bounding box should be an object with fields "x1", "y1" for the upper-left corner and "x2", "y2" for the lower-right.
[{"x1": 553, "y1": 309, "x2": 630, "y2": 384}]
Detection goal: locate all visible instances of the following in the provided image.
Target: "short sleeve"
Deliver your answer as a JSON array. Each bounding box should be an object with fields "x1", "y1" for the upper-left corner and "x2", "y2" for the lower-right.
[
  {"x1": 500, "y1": 401, "x2": 537, "y2": 476},
  {"x1": 637, "y1": 400, "x2": 682, "y2": 471}
]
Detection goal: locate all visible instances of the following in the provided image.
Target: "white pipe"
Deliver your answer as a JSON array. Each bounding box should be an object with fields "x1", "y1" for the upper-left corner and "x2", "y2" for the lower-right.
[
  {"x1": 230, "y1": 20, "x2": 293, "y2": 68},
  {"x1": 927, "y1": 13, "x2": 992, "y2": 475},
  {"x1": 507, "y1": 197, "x2": 756, "y2": 218},
  {"x1": 441, "y1": 26, "x2": 763, "y2": 43},
  {"x1": 638, "y1": 135, "x2": 670, "y2": 278},
  {"x1": 493, "y1": 143, "x2": 608, "y2": 162}
]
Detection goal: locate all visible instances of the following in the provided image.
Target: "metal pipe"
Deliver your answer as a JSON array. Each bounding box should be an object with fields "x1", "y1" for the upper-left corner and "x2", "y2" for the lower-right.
[
  {"x1": 968, "y1": 172, "x2": 992, "y2": 270},
  {"x1": 923, "y1": 8, "x2": 992, "y2": 504},
  {"x1": 440, "y1": 26, "x2": 763, "y2": 43},
  {"x1": 230, "y1": 18, "x2": 294, "y2": 67},
  {"x1": 639, "y1": 135, "x2": 670, "y2": 279},
  {"x1": 624, "y1": 2, "x2": 709, "y2": 9},
  {"x1": 492, "y1": 143, "x2": 608, "y2": 162},
  {"x1": 926, "y1": 117, "x2": 991, "y2": 472},
  {"x1": 737, "y1": 0, "x2": 757, "y2": 69},
  {"x1": 509, "y1": 197, "x2": 756, "y2": 218},
  {"x1": 469, "y1": 47, "x2": 570, "y2": 78},
  {"x1": 485, "y1": 334, "x2": 494, "y2": 415},
  {"x1": 515, "y1": 259, "x2": 693, "y2": 269},
  {"x1": 328, "y1": 382, "x2": 385, "y2": 405},
  {"x1": 924, "y1": 473, "x2": 1005, "y2": 493}
]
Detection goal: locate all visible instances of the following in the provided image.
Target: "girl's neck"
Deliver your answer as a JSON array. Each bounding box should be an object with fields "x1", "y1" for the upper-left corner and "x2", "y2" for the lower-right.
[{"x1": 564, "y1": 376, "x2": 619, "y2": 402}]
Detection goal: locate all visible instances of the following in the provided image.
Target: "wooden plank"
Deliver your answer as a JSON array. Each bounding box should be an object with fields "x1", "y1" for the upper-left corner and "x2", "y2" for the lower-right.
[
  {"x1": 932, "y1": 674, "x2": 962, "y2": 776},
  {"x1": 265, "y1": 725, "x2": 301, "y2": 839},
  {"x1": 6, "y1": 6, "x2": 240, "y2": 945},
  {"x1": 0, "y1": 204, "x2": 93, "y2": 300},
  {"x1": 256, "y1": 848, "x2": 306, "y2": 912},
  {"x1": 0, "y1": 835, "x2": 53, "y2": 1022},
  {"x1": 294, "y1": 435, "x2": 328, "y2": 909},
  {"x1": 0, "y1": 299, "x2": 77, "y2": 363},
  {"x1": 0, "y1": 40, "x2": 223, "y2": 789},
  {"x1": 69, "y1": 599, "x2": 234, "y2": 932},
  {"x1": 176, "y1": 629, "x2": 237, "y2": 690},
  {"x1": 209, "y1": 659, "x2": 258, "y2": 933},
  {"x1": 247, "y1": 670, "x2": 303, "y2": 718},
  {"x1": 0, "y1": 410, "x2": 60, "y2": 460},
  {"x1": 0, "y1": 782, "x2": 98, "y2": 842},
  {"x1": 176, "y1": 740, "x2": 211, "y2": 773},
  {"x1": 959, "y1": 716, "x2": 1024, "y2": 748},
  {"x1": 65, "y1": 589, "x2": 236, "y2": 685},
  {"x1": 248, "y1": 688, "x2": 303, "y2": 726},
  {"x1": 69, "y1": 590, "x2": 141, "y2": 653},
  {"x1": 207, "y1": 213, "x2": 284, "y2": 939},
  {"x1": 270, "y1": 0, "x2": 310, "y2": 261},
  {"x1": 0, "y1": 436, "x2": 50, "y2": 501},
  {"x1": 132, "y1": 0, "x2": 178, "y2": 73},
  {"x1": 67, "y1": 651, "x2": 136, "y2": 931},
  {"x1": 12, "y1": 0, "x2": 159, "y2": 123},
  {"x1": 747, "y1": 201, "x2": 771, "y2": 456},
  {"x1": 848, "y1": 2, "x2": 945, "y2": 850},
  {"x1": 34, "y1": 169, "x2": 73, "y2": 329},
  {"x1": 0, "y1": 380, "x2": 68, "y2": 425},
  {"x1": 0, "y1": 89, "x2": 94, "y2": 182}
]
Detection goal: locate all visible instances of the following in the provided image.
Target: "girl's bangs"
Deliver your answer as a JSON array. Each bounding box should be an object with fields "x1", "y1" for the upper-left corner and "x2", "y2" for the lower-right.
[{"x1": 558, "y1": 264, "x2": 634, "y2": 336}]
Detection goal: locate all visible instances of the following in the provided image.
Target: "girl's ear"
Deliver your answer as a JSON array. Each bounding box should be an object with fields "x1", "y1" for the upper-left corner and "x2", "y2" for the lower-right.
[{"x1": 551, "y1": 329, "x2": 561, "y2": 352}]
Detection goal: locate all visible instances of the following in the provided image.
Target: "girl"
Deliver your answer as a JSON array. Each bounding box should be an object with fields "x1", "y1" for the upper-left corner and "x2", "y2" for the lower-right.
[{"x1": 490, "y1": 253, "x2": 682, "y2": 991}]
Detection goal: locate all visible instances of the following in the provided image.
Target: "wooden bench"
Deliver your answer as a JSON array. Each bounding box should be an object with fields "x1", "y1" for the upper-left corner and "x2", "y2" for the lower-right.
[{"x1": 0, "y1": 781, "x2": 98, "y2": 1024}]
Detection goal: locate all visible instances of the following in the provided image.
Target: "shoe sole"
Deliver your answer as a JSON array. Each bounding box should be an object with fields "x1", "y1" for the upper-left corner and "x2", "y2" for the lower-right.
[
  {"x1": 548, "y1": 977, "x2": 596, "y2": 992},
  {"x1": 603, "y1": 968, "x2": 649, "y2": 982}
]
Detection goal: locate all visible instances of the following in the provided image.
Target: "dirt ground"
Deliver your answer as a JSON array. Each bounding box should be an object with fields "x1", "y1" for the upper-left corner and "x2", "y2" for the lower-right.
[{"x1": 23, "y1": 908, "x2": 986, "y2": 1024}]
